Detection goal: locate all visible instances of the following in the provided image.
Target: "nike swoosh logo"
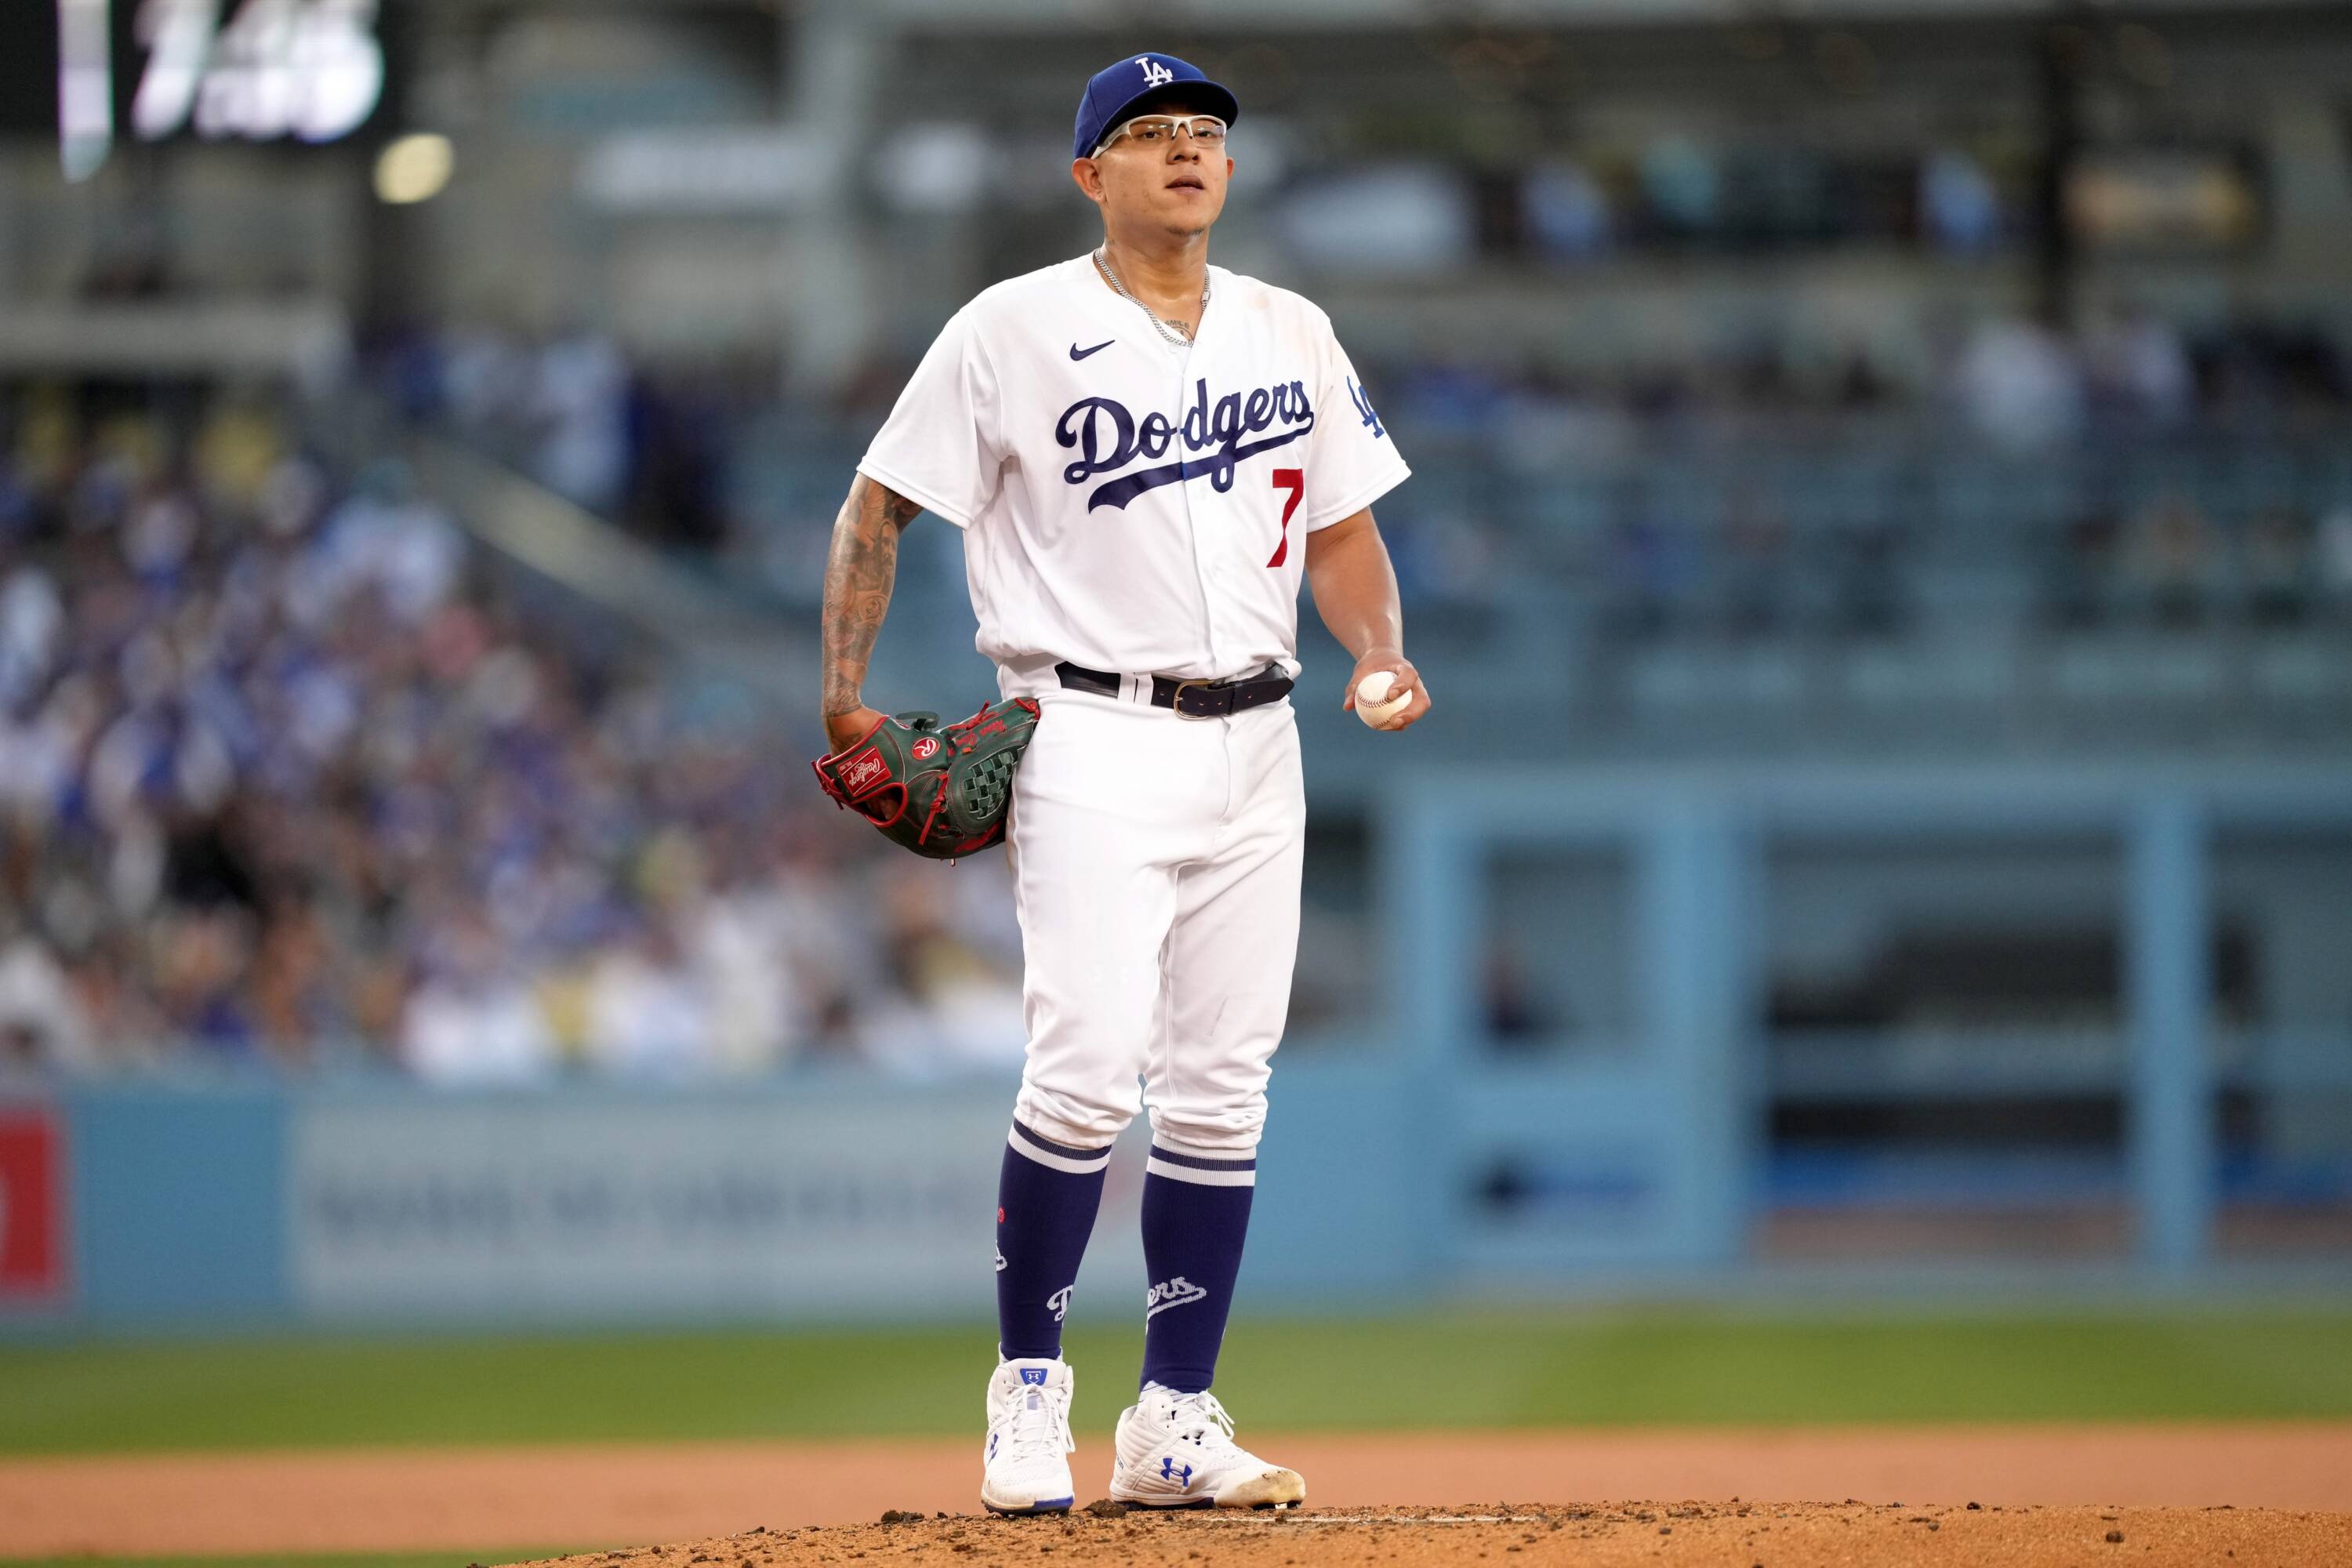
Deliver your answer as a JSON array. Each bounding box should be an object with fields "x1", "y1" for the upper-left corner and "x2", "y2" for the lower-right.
[{"x1": 1069, "y1": 339, "x2": 1115, "y2": 361}]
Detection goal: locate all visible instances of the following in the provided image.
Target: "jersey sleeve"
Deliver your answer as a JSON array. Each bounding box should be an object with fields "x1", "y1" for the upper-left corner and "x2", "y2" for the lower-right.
[
  {"x1": 1301, "y1": 316, "x2": 1410, "y2": 532},
  {"x1": 855, "y1": 307, "x2": 1004, "y2": 529}
]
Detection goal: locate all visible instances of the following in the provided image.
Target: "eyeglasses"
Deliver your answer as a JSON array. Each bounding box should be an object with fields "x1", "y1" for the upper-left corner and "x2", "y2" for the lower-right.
[{"x1": 1094, "y1": 114, "x2": 1228, "y2": 155}]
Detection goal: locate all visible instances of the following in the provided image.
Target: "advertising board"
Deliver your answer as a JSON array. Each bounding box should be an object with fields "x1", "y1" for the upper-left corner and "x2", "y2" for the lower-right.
[
  {"x1": 0, "y1": 1108, "x2": 68, "y2": 1305},
  {"x1": 289, "y1": 1091, "x2": 1147, "y2": 1321}
]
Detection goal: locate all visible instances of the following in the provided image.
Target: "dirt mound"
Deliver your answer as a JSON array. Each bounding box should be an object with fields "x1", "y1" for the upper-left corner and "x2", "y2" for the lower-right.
[
  {"x1": 7, "y1": 1428, "x2": 2351, "y2": 1558},
  {"x1": 503, "y1": 1500, "x2": 2350, "y2": 1568}
]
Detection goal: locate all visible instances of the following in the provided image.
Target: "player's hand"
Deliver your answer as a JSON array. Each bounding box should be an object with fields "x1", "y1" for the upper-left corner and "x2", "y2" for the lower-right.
[
  {"x1": 823, "y1": 705, "x2": 889, "y2": 756},
  {"x1": 1342, "y1": 648, "x2": 1431, "y2": 731}
]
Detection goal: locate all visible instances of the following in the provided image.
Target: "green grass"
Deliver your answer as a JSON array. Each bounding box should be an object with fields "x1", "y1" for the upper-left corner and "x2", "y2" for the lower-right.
[{"x1": 3, "y1": 1308, "x2": 2350, "y2": 1457}]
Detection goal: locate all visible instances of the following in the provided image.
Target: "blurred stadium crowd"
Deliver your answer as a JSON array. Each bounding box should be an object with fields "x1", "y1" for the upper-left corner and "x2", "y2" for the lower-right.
[
  {"x1": 2, "y1": 4, "x2": 2347, "y2": 1089},
  {"x1": 5, "y1": 295, "x2": 2349, "y2": 1083},
  {"x1": 382, "y1": 310, "x2": 2352, "y2": 642},
  {"x1": 0, "y1": 390, "x2": 1028, "y2": 1083}
]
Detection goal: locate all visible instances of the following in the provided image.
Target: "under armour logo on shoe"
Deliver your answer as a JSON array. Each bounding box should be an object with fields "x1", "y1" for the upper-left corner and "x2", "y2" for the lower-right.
[
  {"x1": 1161, "y1": 1457, "x2": 1192, "y2": 1486},
  {"x1": 1138, "y1": 56, "x2": 1174, "y2": 89},
  {"x1": 1019, "y1": 1367, "x2": 1049, "y2": 1386}
]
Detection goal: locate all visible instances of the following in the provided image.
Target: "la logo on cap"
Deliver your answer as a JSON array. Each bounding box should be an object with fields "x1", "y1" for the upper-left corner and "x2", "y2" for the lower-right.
[{"x1": 1138, "y1": 56, "x2": 1174, "y2": 88}]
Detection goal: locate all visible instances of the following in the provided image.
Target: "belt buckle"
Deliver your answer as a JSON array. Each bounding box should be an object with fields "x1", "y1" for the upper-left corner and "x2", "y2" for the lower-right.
[{"x1": 1167, "y1": 677, "x2": 1220, "y2": 720}]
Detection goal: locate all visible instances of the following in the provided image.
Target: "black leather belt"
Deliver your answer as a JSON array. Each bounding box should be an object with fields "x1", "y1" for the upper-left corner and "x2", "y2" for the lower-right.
[{"x1": 1054, "y1": 660, "x2": 1294, "y2": 719}]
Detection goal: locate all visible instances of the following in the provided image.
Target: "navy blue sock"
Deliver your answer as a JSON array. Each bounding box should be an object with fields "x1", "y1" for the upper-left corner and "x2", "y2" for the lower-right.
[
  {"x1": 1138, "y1": 1142, "x2": 1258, "y2": 1393},
  {"x1": 995, "y1": 1122, "x2": 1109, "y2": 1361}
]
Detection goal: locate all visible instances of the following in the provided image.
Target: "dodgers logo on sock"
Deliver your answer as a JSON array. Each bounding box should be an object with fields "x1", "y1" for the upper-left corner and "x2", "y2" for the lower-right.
[
  {"x1": 1047, "y1": 1284, "x2": 1074, "y2": 1323},
  {"x1": 1145, "y1": 1276, "x2": 1209, "y2": 1319}
]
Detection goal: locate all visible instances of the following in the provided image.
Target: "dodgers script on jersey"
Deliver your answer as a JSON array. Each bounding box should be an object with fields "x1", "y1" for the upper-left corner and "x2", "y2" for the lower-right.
[{"x1": 857, "y1": 254, "x2": 1410, "y2": 691}]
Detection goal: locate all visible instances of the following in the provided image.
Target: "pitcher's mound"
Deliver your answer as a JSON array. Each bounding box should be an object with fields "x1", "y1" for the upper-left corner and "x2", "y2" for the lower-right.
[{"x1": 505, "y1": 1498, "x2": 2349, "y2": 1567}]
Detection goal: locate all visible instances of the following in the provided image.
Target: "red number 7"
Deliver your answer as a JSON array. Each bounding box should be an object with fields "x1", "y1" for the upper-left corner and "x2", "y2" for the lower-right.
[{"x1": 1268, "y1": 468, "x2": 1305, "y2": 567}]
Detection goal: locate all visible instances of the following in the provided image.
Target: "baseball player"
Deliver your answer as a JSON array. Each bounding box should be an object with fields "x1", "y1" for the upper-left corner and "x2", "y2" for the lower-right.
[{"x1": 816, "y1": 51, "x2": 1428, "y2": 1515}]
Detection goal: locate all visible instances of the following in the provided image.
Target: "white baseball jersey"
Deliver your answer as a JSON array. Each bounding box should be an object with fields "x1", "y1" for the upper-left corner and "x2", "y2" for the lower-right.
[{"x1": 858, "y1": 253, "x2": 1410, "y2": 691}]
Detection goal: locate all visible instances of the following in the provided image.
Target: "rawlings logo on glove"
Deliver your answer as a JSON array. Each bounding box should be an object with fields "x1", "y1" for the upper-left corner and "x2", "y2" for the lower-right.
[{"x1": 811, "y1": 697, "x2": 1041, "y2": 860}]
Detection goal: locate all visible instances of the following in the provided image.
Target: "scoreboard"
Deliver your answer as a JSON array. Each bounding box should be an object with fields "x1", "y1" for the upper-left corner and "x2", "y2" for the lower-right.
[{"x1": 7, "y1": 1, "x2": 390, "y2": 180}]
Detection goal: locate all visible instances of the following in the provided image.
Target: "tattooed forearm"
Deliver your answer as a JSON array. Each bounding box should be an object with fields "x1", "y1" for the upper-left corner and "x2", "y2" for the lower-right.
[{"x1": 818, "y1": 476, "x2": 922, "y2": 720}]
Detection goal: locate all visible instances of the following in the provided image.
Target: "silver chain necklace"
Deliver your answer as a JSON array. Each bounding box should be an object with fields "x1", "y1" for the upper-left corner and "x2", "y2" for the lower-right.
[{"x1": 1093, "y1": 246, "x2": 1207, "y2": 347}]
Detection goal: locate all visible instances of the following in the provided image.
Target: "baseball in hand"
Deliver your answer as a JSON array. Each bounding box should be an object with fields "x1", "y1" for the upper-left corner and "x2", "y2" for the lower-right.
[{"x1": 1355, "y1": 670, "x2": 1413, "y2": 729}]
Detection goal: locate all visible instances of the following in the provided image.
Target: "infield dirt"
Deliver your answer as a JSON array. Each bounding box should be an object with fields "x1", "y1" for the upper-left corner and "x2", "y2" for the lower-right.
[
  {"x1": 5, "y1": 1425, "x2": 2351, "y2": 1561},
  {"x1": 510, "y1": 1500, "x2": 2350, "y2": 1568}
]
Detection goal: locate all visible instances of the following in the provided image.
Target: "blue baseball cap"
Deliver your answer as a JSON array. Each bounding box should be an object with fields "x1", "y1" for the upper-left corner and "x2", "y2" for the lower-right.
[{"x1": 1072, "y1": 53, "x2": 1240, "y2": 162}]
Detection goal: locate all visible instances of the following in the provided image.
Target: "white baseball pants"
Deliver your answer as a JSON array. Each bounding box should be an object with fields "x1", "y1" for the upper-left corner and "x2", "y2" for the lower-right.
[{"x1": 1004, "y1": 686, "x2": 1304, "y2": 1159}]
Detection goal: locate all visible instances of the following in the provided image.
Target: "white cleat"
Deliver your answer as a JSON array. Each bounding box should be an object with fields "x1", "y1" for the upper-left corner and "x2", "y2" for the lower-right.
[
  {"x1": 1107, "y1": 1385, "x2": 1305, "y2": 1511},
  {"x1": 980, "y1": 1357, "x2": 1078, "y2": 1516}
]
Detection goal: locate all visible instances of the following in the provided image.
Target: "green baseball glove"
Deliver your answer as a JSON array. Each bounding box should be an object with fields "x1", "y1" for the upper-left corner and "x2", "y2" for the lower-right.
[{"x1": 811, "y1": 696, "x2": 1041, "y2": 860}]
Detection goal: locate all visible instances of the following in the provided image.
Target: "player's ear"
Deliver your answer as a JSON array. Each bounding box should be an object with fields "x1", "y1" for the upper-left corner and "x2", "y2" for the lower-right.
[{"x1": 1071, "y1": 158, "x2": 1105, "y2": 202}]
